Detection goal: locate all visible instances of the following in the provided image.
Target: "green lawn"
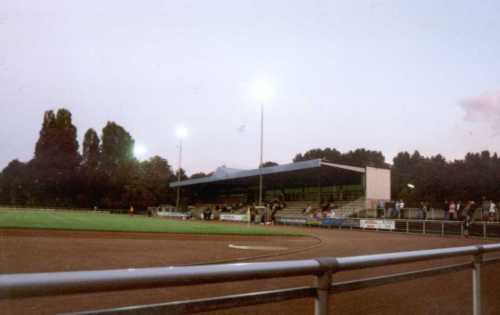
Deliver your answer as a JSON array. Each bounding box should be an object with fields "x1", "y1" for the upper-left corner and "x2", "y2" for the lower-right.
[{"x1": 0, "y1": 209, "x2": 303, "y2": 236}]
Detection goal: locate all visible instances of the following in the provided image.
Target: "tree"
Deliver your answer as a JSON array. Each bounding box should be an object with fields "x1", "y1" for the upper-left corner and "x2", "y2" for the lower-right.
[
  {"x1": 31, "y1": 109, "x2": 81, "y2": 206},
  {"x1": 172, "y1": 168, "x2": 188, "y2": 182},
  {"x1": 79, "y1": 128, "x2": 102, "y2": 207},
  {"x1": 140, "y1": 156, "x2": 174, "y2": 205},
  {"x1": 82, "y1": 129, "x2": 100, "y2": 170},
  {"x1": 191, "y1": 172, "x2": 208, "y2": 179},
  {"x1": 261, "y1": 161, "x2": 279, "y2": 168},
  {"x1": 293, "y1": 147, "x2": 387, "y2": 168},
  {"x1": 99, "y1": 122, "x2": 136, "y2": 208},
  {"x1": 100, "y1": 122, "x2": 135, "y2": 172},
  {"x1": 0, "y1": 160, "x2": 29, "y2": 205}
]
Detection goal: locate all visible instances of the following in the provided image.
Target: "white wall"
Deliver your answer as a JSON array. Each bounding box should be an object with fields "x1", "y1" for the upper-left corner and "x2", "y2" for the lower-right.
[{"x1": 365, "y1": 167, "x2": 391, "y2": 201}]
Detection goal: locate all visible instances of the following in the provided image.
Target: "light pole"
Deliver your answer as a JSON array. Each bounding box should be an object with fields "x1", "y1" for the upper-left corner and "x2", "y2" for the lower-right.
[
  {"x1": 251, "y1": 78, "x2": 273, "y2": 208},
  {"x1": 259, "y1": 103, "x2": 264, "y2": 206},
  {"x1": 175, "y1": 126, "x2": 188, "y2": 211}
]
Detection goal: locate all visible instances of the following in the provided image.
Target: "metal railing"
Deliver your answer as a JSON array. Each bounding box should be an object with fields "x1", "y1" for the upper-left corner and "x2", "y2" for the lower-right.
[
  {"x1": 1, "y1": 244, "x2": 500, "y2": 315},
  {"x1": 276, "y1": 216, "x2": 500, "y2": 239}
]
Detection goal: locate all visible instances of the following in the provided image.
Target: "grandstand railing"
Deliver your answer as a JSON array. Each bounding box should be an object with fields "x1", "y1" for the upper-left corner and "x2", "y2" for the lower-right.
[
  {"x1": 276, "y1": 216, "x2": 500, "y2": 239},
  {"x1": 1, "y1": 244, "x2": 500, "y2": 315}
]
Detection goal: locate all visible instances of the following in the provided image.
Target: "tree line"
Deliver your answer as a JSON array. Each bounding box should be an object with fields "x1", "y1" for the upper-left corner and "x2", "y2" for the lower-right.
[
  {"x1": 1, "y1": 109, "x2": 499, "y2": 209},
  {"x1": 0, "y1": 109, "x2": 184, "y2": 209}
]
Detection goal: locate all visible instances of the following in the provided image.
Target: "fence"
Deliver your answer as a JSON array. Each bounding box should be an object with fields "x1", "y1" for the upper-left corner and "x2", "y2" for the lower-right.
[
  {"x1": 1, "y1": 244, "x2": 500, "y2": 315},
  {"x1": 276, "y1": 216, "x2": 500, "y2": 239}
]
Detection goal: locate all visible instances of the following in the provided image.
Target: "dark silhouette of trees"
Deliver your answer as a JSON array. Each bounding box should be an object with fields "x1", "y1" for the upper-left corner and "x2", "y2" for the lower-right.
[
  {"x1": 0, "y1": 160, "x2": 29, "y2": 204},
  {"x1": 79, "y1": 128, "x2": 102, "y2": 207},
  {"x1": 293, "y1": 147, "x2": 387, "y2": 168},
  {"x1": 2, "y1": 109, "x2": 500, "y2": 210},
  {"x1": 30, "y1": 109, "x2": 81, "y2": 206},
  {"x1": 391, "y1": 150, "x2": 500, "y2": 205},
  {"x1": 190, "y1": 172, "x2": 208, "y2": 179},
  {"x1": 0, "y1": 109, "x2": 177, "y2": 210},
  {"x1": 262, "y1": 161, "x2": 279, "y2": 168}
]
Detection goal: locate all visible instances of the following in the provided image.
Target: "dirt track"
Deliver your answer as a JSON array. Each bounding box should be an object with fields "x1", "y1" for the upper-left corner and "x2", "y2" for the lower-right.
[{"x1": 1, "y1": 225, "x2": 500, "y2": 315}]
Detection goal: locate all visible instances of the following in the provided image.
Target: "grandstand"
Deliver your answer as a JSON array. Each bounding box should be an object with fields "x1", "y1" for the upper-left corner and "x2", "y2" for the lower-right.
[{"x1": 170, "y1": 159, "x2": 391, "y2": 218}]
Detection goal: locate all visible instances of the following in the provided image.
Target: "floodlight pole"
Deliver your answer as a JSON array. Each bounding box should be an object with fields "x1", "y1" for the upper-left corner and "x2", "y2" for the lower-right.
[
  {"x1": 176, "y1": 139, "x2": 183, "y2": 211},
  {"x1": 259, "y1": 103, "x2": 264, "y2": 207}
]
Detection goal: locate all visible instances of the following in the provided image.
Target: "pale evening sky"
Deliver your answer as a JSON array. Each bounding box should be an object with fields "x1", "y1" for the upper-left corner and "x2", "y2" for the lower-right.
[{"x1": 1, "y1": 0, "x2": 500, "y2": 174}]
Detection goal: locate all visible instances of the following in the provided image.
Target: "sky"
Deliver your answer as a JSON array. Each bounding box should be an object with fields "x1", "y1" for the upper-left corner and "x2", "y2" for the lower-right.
[{"x1": 1, "y1": 0, "x2": 500, "y2": 174}]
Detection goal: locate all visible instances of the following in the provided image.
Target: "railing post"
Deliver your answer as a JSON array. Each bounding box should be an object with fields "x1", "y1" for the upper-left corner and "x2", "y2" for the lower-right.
[
  {"x1": 473, "y1": 246, "x2": 484, "y2": 315},
  {"x1": 423, "y1": 221, "x2": 426, "y2": 234},
  {"x1": 406, "y1": 220, "x2": 409, "y2": 233},
  {"x1": 441, "y1": 222, "x2": 444, "y2": 236},
  {"x1": 315, "y1": 271, "x2": 332, "y2": 315},
  {"x1": 483, "y1": 222, "x2": 487, "y2": 239}
]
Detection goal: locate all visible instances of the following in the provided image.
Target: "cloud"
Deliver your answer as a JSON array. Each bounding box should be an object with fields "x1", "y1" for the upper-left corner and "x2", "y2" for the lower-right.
[{"x1": 461, "y1": 90, "x2": 500, "y2": 133}]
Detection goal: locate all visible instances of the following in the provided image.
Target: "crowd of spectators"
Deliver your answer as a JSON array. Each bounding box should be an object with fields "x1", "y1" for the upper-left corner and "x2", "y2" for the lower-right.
[
  {"x1": 378, "y1": 197, "x2": 499, "y2": 222},
  {"x1": 303, "y1": 202, "x2": 338, "y2": 219}
]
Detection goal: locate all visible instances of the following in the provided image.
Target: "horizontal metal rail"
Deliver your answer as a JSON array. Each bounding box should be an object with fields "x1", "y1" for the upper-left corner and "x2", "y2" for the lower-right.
[
  {"x1": 0, "y1": 260, "x2": 320, "y2": 299},
  {"x1": 66, "y1": 286, "x2": 316, "y2": 315},
  {"x1": 330, "y1": 262, "x2": 473, "y2": 294},
  {"x1": 1, "y1": 244, "x2": 500, "y2": 315}
]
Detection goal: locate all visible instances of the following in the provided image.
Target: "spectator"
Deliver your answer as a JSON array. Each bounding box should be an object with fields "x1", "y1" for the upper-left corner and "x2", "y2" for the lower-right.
[
  {"x1": 303, "y1": 204, "x2": 312, "y2": 214},
  {"x1": 394, "y1": 201, "x2": 400, "y2": 218},
  {"x1": 377, "y1": 200, "x2": 385, "y2": 218},
  {"x1": 481, "y1": 197, "x2": 489, "y2": 221},
  {"x1": 456, "y1": 201, "x2": 463, "y2": 219},
  {"x1": 489, "y1": 200, "x2": 497, "y2": 222},
  {"x1": 420, "y1": 201, "x2": 428, "y2": 220},
  {"x1": 449, "y1": 201, "x2": 457, "y2": 220},
  {"x1": 399, "y1": 199, "x2": 405, "y2": 218},
  {"x1": 463, "y1": 201, "x2": 476, "y2": 237}
]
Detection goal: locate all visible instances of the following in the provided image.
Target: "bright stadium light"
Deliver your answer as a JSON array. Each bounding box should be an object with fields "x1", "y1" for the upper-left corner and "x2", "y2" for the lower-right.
[
  {"x1": 176, "y1": 126, "x2": 188, "y2": 139},
  {"x1": 250, "y1": 78, "x2": 274, "y2": 103},
  {"x1": 407, "y1": 183, "x2": 415, "y2": 189},
  {"x1": 133, "y1": 144, "x2": 147, "y2": 158}
]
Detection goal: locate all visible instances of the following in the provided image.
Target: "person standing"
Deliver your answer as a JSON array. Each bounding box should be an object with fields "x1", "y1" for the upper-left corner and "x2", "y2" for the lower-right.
[
  {"x1": 463, "y1": 201, "x2": 476, "y2": 237},
  {"x1": 394, "y1": 200, "x2": 400, "y2": 219},
  {"x1": 456, "y1": 201, "x2": 463, "y2": 220},
  {"x1": 399, "y1": 199, "x2": 405, "y2": 219},
  {"x1": 489, "y1": 200, "x2": 497, "y2": 222},
  {"x1": 420, "y1": 201, "x2": 428, "y2": 220},
  {"x1": 449, "y1": 201, "x2": 456, "y2": 220},
  {"x1": 443, "y1": 200, "x2": 449, "y2": 220},
  {"x1": 481, "y1": 197, "x2": 489, "y2": 221}
]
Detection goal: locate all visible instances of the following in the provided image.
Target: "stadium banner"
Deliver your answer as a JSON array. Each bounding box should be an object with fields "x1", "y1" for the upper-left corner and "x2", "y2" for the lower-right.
[
  {"x1": 157, "y1": 211, "x2": 191, "y2": 219},
  {"x1": 276, "y1": 217, "x2": 307, "y2": 225},
  {"x1": 360, "y1": 219, "x2": 395, "y2": 230},
  {"x1": 343, "y1": 218, "x2": 360, "y2": 228},
  {"x1": 321, "y1": 218, "x2": 345, "y2": 227},
  {"x1": 220, "y1": 213, "x2": 249, "y2": 222}
]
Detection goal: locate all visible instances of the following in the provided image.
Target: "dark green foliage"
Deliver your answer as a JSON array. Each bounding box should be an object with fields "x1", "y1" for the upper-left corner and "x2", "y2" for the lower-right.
[
  {"x1": 293, "y1": 147, "x2": 387, "y2": 168},
  {"x1": 262, "y1": 161, "x2": 279, "y2": 168},
  {"x1": 391, "y1": 150, "x2": 500, "y2": 205},
  {"x1": 0, "y1": 109, "x2": 176, "y2": 210},
  {"x1": 30, "y1": 109, "x2": 81, "y2": 206},
  {"x1": 190, "y1": 172, "x2": 208, "y2": 179},
  {"x1": 2, "y1": 108, "x2": 500, "y2": 210}
]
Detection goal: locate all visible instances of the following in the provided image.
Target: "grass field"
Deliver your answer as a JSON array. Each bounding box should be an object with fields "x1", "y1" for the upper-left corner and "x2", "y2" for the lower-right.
[{"x1": 0, "y1": 209, "x2": 303, "y2": 236}]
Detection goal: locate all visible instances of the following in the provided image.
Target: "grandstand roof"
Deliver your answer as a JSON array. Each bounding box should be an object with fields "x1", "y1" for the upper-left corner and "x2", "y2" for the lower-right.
[{"x1": 170, "y1": 159, "x2": 366, "y2": 188}]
